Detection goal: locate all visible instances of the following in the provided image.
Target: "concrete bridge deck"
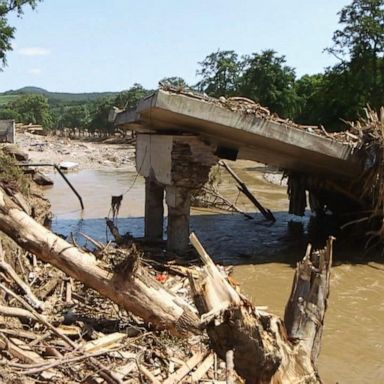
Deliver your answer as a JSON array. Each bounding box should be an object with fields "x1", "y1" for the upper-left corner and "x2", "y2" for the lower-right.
[
  {"x1": 114, "y1": 89, "x2": 361, "y2": 180},
  {"x1": 113, "y1": 89, "x2": 363, "y2": 253}
]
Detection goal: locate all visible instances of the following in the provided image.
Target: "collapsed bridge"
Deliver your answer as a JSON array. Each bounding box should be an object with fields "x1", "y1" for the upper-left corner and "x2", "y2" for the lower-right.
[{"x1": 112, "y1": 88, "x2": 365, "y2": 253}]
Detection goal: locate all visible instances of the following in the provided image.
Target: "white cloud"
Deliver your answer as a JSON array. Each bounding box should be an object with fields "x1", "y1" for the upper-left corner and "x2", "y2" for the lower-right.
[
  {"x1": 27, "y1": 68, "x2": 42, "y2": 75},
  {"x1": 19, "y1": 47, "x2": 51, "y2": 56}
]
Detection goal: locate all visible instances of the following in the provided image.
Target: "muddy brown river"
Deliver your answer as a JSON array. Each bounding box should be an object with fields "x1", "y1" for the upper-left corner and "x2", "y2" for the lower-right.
[{"x1": 45, "y1": 163, "x2": 384, "y2": 383}]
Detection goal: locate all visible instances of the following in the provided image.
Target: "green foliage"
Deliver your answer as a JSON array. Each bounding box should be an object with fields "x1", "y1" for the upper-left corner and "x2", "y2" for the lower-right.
[
  {"x1": 0, "y1": 0, "x2": 40, "y2": 67},
  {"x1": 159, "y1": 76, "x2": 188, "y2": 88},
  {"x1": 0, "y1": 0, "x2": 380, "y2": 134},
  {"x1": 195, "y1": 1, "x2": 383, "y2": 128},
  {"x1": 0, "y1": 107, "x2": 19, "y2": 120},
  {"x1": 240, "y1": 50, "x2": 299, "y2": 118},
  {"x1": 294, "y1": 74, "x2": 325, "y2": 125},
  {"x1": 0, "y1": 94, "x2": 19, "y2": 105},
  {"x1": 196, "y1": 49, "x2": 299, "y2": 118},
  {"x1": 196, "y1": 50, "x2": 242, "y2": 97},
  {"x1": 86, "y1": 97, "x2": 114, "y2": 134},
  {"x1": 9, "y1": 94, "x2": 53, "y2": 128},
  {"x1": 114, "y1": 83, "x2": 151, "y2": 110},
  {"x1": 318, "y1": 0, "x2": 384, "y2": 129},
  {"x1": 328, "y1": 0, "x2": 384, "y2": 60},
  {"x1": 2, "y1": 86, "x2": 120, "y2": 103},
  {"x1": 57, "y1": 104, "x2": 90, "y2": 129}
]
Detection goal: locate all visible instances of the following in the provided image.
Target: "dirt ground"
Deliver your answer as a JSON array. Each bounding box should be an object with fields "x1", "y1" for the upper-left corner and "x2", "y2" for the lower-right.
[{"x1": 16, "y1": 132, "x2": 136, "y2": 171}]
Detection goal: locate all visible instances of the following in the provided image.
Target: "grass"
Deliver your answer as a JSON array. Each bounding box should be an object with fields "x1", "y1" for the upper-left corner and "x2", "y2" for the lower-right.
[{"x1": 0, "y1": 95, "x2": 19, "y2": 106}]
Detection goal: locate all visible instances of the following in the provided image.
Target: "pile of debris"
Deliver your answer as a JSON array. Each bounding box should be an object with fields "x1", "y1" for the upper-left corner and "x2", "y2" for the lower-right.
[
  {"x1": 158, "y1": 83, "x2": 361, "y2": 146},
  {"x1": 0, "y1": 139, "x2": 338, "y2": 383},
  {"x1": 0, "y1": 241, "x2": 229, "y2": 383},
  {"x1": 343, "y1": 107, "x2": 384, "y2": 243}
]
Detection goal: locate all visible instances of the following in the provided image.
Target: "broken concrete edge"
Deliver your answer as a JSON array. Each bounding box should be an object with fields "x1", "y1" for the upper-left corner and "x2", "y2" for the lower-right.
[
  {"x1": 114, "y1": 90, "x2": 357, "y2": 161},
  {"x1": 113, "y1": 89, "x2": 363, "y2": 180}
]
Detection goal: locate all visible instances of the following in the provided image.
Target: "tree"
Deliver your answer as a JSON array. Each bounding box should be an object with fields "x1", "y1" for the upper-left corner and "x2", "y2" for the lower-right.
[
  {"x1": 159, "y1": 76, "x2": 188, "y2": 88},
  {"x1": 239, "y1": 50, "x2": 299, "y2": 118},
  {"x1": 196, "y1": 50, "x2": 242, "y2": 97},
  {"x1": 0, "y1": 107, "x2": 19, "y2": 120},
  {"x1": 9, "y1": 94, "x2": 53, "y2": 128},
  {"x1": 87, "y1": 97, "x2": 114, "y2": 135},
  {"x1": 328, "y1": 0, "x2": 384, "y2": 61},
  {"x1": 59, "y1": 105, "x2": 90, "y2": 129},
  {"x1": 0, "y1": 0, "x2": 40, "y2": 67},
  {"x1": 114, "y1": 83, "x2": 150, "y2": 110},
  {"x1": 323, "y1": 0, "x2": 384, "y2": 126},
  {"x1": 294, "y1": 74, "x2": 326, "y2": 125}
]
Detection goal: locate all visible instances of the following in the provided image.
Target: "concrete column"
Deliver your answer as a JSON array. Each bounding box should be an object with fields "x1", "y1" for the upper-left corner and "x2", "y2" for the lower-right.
[
  {"x1": 144, "y1": 178, "x2": 164, "y2": 241},
  {"x1": 165, "y1": 186, "x2": 191, "y2": 254}
]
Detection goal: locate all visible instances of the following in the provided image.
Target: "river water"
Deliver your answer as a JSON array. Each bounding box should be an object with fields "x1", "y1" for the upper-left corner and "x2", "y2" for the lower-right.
[{"x1": 44, "y1": 163, "x2": 384, "y2": 384}]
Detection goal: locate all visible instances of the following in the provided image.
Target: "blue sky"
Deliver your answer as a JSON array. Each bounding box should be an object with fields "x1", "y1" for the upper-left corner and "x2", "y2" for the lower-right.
[{"x1": 0, "y1": 0, "x2": 350, "y2": 93}]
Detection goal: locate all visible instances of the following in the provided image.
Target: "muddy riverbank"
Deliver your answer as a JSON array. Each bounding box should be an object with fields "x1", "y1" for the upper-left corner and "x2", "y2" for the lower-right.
[{"x1": 16, "y1": 131, "x2": 136, "y2": 171}]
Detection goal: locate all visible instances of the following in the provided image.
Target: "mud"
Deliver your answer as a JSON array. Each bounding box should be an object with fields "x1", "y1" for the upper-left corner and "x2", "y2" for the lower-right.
[{"x1": 16, "y1": 131, "x2": 136, "y2": 171}]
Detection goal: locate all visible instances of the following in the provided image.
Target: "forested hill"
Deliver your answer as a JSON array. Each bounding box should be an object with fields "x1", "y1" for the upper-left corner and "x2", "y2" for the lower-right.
[{"x1": 0, "y1": 86, "x2": 119, "y2": 105}]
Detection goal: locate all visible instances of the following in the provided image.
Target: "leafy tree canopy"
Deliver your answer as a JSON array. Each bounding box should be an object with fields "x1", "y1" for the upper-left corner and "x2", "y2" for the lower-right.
[
  {"x1": 114, "y1": 83, "x2": 151, "y2": 110},
  {"x1": 159, "y1": 76, "x2": 188, "y2": 88},
  {"x1": 9, "y1": 94, "x2": 52, "y2": 128},
  {"x1": 196, "y1": 50, "x2": 242, "y2": 97},
  {"x1": 0, "y1": 0, "x2": 40, "y2": 67},
  {"x1": 321, "y1": 0, "x2": 384, "y2": 128},
  {"x1": 240, "y1": 50, "x2": 298, "y2": 118},
  {"x1": 328, "y1": 0, "x2": 384, "y2": 60}
]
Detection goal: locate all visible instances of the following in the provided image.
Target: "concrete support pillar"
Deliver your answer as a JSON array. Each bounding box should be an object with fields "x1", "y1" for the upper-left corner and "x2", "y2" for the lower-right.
[
  {"x1": 165, "y1": 186, "x2": 191, "y2": 254},
  {"x1": 144, "y1": 178, "x2": 164, "y2": 241}
]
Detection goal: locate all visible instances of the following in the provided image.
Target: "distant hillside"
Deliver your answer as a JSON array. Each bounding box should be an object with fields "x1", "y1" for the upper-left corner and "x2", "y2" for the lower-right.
[{"x1": 0, "y1": 86, "x2": 120, "y2": 105}]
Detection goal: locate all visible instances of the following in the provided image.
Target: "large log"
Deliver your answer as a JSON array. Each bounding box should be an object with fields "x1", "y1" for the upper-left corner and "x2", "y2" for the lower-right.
[
  {"x1": 189, "y1": 233, "x2": 333, "y2": 384},
  {"x1": 0, "y1": 187, "x2": 200, "y2": 336}
]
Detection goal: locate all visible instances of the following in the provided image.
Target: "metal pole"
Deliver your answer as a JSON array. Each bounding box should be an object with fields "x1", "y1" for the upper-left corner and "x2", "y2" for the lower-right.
[{"x1": 18, "y1": 163, "x2": 84, "y2": 210}]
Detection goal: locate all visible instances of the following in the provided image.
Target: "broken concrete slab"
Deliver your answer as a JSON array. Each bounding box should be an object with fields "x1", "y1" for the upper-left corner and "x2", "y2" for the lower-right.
[{"x1": 115, "y1": 90, "x2": 362, "y2": 179}]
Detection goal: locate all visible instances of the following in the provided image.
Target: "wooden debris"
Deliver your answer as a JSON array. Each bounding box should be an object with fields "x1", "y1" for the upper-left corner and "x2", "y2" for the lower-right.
[
  {"x1": 82, "y1": 332, "x2": 127, "y2": 353},
  {"x1": 0, "y1": 282, "x2": 78, "y2": 349},
  {"x1": 189, "y1": 353, "x2": 214, "y2": 383},
  {"x1": 0, "y1": 186, "x2": 200, "y2": 336},
  {"x1": 193, "y1": 185, "x2": 254, "y2": 219},
  {"x1": 0, "y1": 334, "x2": 44, "y2": 364},
  {"x1": 189, "y1": 232, "x2": 334, "y2": 383},
  {"x1": 220, "y1": 160, "x2": 276, "y2": 221},
  {"x1": 0, "y1": 304, "x2": 42, "y2": 321},
  {"x1": 164, "y1": 351, "x2": 207, "y2": 384},
  {"x1": 0, "y1": 242, "x2": 44, "y2": 310},
  {"x1": 138, "y1": 364, "x2": 162, "y2": 384}
]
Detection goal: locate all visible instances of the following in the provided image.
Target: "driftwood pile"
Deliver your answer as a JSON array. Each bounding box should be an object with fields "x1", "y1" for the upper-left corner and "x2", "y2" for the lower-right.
[
  {"x1": 0, "y1": 179, "x2": 336, "y2": 383},
  {"x1": 0, "y1": 239, "x2": 230, "y2": 383},
  {"x1": 343, "y1": 107, "x2": 384, "y2": 244}
]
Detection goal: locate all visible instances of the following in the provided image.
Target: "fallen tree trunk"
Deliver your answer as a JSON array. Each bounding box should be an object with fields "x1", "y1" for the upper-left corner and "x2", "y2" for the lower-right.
[
  {"x1": 0, "y1": 187, "x2": 200, "y2": 336},
  {"x1": 189, "y1": 233, "x2": 333, "y2": 383}
]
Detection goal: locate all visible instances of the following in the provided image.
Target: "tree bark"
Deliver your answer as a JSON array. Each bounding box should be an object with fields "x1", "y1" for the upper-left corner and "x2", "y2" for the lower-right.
[
  {"x1": 189, "y1": 233, "x2": 333, "y2": 384},
  {"x1": 0, "y1": 187, "x2": 200, "y2": 336}
]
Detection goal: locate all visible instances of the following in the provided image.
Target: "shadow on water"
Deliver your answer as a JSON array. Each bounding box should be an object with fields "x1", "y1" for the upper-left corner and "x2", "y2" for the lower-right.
[{"x1": 50, "y1": 210, "x2": 382, "y2": 266}]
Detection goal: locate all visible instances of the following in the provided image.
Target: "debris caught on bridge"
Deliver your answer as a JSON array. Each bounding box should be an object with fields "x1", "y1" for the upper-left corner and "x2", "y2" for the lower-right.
[
  {"x1": 158, "y1": 83, "x2": 361, "y2": 147},
  {"x1": 342, "y1": 106, "x2": 384, "y2": 244}
]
